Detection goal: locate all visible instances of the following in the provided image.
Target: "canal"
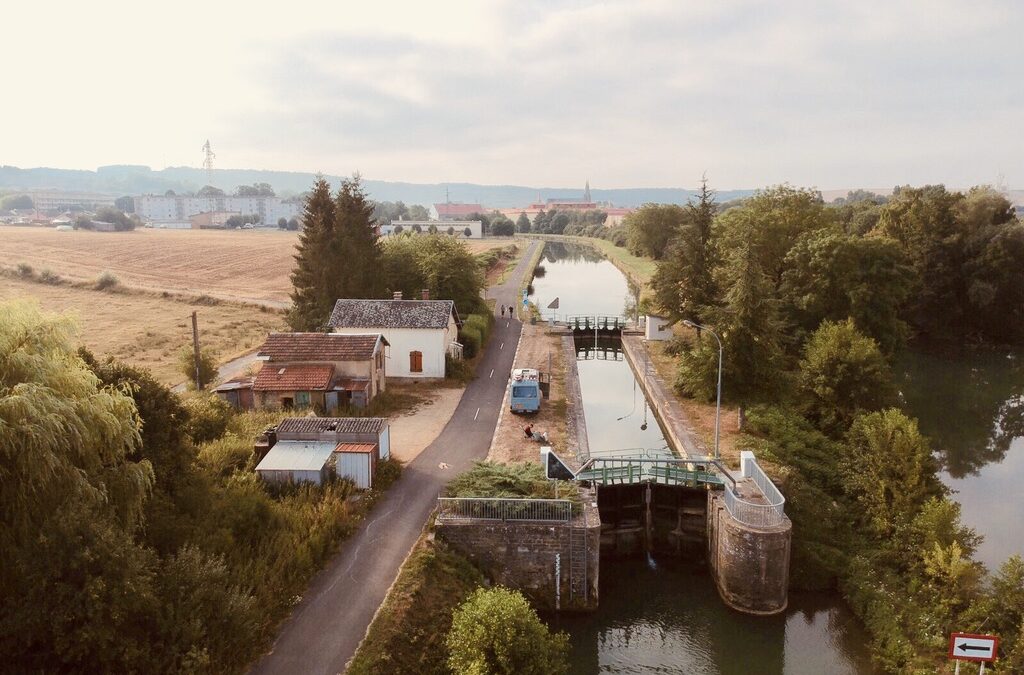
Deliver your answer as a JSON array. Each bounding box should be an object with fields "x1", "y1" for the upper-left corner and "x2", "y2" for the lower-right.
[{"x1": 530, "y1": 241, "x2": 874, "y2": 674}]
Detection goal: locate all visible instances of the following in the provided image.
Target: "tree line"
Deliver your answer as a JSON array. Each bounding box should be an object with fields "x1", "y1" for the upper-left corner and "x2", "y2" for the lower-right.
[
  {"x1": 633, "y1": 181, "x2": 1024, "y2": 670},
  {"x1": 288, "y1": 176, "x2": 487, "y2": 332}
]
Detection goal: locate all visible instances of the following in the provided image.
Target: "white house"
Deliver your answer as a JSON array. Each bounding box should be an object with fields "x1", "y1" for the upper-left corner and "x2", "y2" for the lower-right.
[{"x1": 328, "y1": 295, "x2": 461, "y2": 378}]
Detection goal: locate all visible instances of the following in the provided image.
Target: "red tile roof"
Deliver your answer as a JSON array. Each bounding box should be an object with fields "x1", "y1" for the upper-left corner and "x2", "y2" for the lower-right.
[
  {"x1": 254, "y1": 364, "x2": 334, "y2": 391},
  {"x1": 334, "y1": 442, "x2": 376, "y2": 454},
  {"x1": 258, "y1": 333, "x2": 384, "y2": 362}
]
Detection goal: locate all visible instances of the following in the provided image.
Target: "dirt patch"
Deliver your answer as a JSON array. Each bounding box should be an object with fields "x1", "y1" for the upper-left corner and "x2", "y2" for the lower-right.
[
  {"x1": 488, "y1": 323, "x2": 567, "y2": 464},
  {"x1": 646, "y1": 338, "x2": 743, "y2": 468},
  {"x1": 386, "y1": 383, "x2": 465, "y2": 463}
]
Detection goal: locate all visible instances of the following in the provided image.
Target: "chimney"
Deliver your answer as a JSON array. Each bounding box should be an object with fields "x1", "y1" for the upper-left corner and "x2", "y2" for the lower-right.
[
  {"x1": 393, "y1": 291, "x2": 402, "y2": 300},
  {"x1": 421, "y1": 288, "x2": 430, "y2": 300}
]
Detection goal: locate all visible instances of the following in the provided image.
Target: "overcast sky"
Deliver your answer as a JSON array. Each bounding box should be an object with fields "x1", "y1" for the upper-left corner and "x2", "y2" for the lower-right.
[{"x1": 4, "y1": 0, "x2": 1022, "y2": 189}]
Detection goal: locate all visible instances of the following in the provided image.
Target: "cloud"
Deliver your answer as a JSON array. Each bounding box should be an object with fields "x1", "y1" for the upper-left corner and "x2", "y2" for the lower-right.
[{"x1": 4, "y1": 0, "x2": 1023, "y2": 189}]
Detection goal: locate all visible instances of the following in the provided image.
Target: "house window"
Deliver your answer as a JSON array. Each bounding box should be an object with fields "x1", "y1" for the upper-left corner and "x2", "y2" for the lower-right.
[
  {"x1": 410, "y1": 351, "x2": 423, "y2": 373},
  {"x1": 295, "y1": 391, "x2": 311, "y2": 408}
]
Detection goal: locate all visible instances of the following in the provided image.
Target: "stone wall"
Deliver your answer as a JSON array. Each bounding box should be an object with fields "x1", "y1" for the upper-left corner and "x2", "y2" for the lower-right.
[
  {"x1": 435, "y1": 493, "x2": 600, "y2": 611},
  {"x1": 706, "y1": 491, "x2": 791, "y2": 615}
]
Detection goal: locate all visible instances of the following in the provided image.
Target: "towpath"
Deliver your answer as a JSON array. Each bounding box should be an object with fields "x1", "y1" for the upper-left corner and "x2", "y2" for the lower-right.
[{"x1": 250, "y1": 239, "x2": 541, "y2": 675}]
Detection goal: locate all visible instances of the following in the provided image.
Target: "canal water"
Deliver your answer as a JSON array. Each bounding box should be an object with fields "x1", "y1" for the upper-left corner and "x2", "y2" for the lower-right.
[{"x1": 530, "y1": 241, "x2": 874, "y2": 674}]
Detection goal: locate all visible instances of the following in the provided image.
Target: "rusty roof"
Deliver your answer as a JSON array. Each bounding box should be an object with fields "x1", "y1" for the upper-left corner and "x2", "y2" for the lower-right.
[
  {"x1": 276, "y1": 417, "x2": 388, "y2": 435},
  {"x1": 334, "y1": 442, "x2": 377, "y2": 454},
  {"x1": 253, "y1": 364, "x2": 333, "y2": 391},
  {"x1": 329, "y1": 299, "x2": 456, "y2": 330},
  {"x1": 258, "y1": 332, "x2": 385, "y2": 362}
]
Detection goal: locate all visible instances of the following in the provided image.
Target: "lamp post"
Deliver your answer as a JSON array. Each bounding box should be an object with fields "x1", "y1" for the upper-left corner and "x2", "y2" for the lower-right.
[{"x1": 683, "y1": 319, "x2": 722, "y2": 460}]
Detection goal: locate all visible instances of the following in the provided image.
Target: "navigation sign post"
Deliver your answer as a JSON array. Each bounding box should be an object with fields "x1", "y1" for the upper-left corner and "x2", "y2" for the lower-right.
[{"x1": 949, "y1": 633, "x2": 998, "y2": 674}]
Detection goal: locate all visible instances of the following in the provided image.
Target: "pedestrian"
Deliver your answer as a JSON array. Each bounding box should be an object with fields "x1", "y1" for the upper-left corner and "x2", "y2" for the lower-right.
[{"x1": 500, "y1": 304, "x2": 505, "y2": 317}]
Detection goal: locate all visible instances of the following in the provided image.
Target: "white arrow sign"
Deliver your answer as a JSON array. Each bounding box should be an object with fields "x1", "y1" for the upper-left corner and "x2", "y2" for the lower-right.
[{"x1": 949, "y1": 633, "x2": 998, "y2": 662}]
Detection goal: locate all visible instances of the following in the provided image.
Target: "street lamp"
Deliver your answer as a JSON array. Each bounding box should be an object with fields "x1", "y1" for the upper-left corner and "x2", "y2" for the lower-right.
[{"x1": 683, "y1": 319, "x2": 722, "y2": 460}]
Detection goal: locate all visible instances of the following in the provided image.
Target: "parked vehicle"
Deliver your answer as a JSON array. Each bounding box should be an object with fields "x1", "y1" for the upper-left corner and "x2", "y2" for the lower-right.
[{"x1": 510, "y1": 368, "x2": 542, "y2": 413}]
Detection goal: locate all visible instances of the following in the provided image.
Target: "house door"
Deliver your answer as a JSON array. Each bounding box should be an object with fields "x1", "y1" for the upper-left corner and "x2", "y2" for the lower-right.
[
  {"x1": 409, "y1": 350, "x2": 423, "y2": 373},
  {"x1": 325, "y1": 391, "x2": 339, "y2": 412},
  {"x1": 295, "y1": 391, "x2": 311, "y2": 408}
]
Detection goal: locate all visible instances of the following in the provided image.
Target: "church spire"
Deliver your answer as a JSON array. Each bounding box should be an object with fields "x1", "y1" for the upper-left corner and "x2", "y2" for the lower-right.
[{"x1": 583, "y1": 180, "x2": 591, "y2": 203}]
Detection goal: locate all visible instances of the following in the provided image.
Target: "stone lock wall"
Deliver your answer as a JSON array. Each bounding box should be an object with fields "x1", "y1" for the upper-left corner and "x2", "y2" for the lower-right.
[
  {"x1": 435, "y1": 499, "x2": 600, "y2": 611},
  {"x1": 706, "y1": 491, "x2": 791, "y2": 615}
]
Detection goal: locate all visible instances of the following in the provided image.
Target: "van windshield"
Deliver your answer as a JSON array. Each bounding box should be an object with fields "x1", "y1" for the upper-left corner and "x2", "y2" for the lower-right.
[{"x1": 512, "y1": 386, "x2": 537, "y2": 398}]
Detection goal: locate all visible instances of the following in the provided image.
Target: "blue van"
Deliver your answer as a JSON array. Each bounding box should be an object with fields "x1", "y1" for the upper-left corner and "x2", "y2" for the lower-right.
[{"x1": 510, "y1": 368, "x2": 542, "y2": 414}]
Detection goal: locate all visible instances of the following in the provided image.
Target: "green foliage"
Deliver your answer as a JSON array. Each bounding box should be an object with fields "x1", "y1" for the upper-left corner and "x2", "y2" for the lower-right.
[
  {"x1": 1, "y1": 193, "x2": 33, "y2": 209},
  {"x1": 235, "y1": 182, "x2": 275, "y2": 197},
  {"x1": 625, "y1": 203, "x2": 686, "y2": 259},
  {"x1": 446, "y1": 353, "x2": 474, "y2": 382},
  {"x1": 841, "y1": 409, "x2": 941, "y2": 539},
  {"x1": 780, "y1": 229, "x2": 913, "y2": 354},
  {"x1": 348, "y1": 539, "x2": 485, "y2": 675},
  {"x1": 95, "y1": 206, "x2": 137, "y2": 230},
  {"x1": 181, "y1": 393, "x2": 234, "y2": 444},
  {"x1": 651, "y1": 180, "x2": 719, "y2": 323},
  {"x1": 95, "y1": 270, "x2": 120, "y2": 290},
  {"x1": 177, "y1": 344, "x2": 219, "y2": 389},
  {"x1": 459, "y1": 325, "x2": 482, "y2": 358},
  {"x1": 797, "y1": 320, "x2": 897, "y2": 436},
  {"x1": 516, "y1": 212, "x2": 531, "y2": 233},
  {"x1": 38, "y1": 267, "x2": 61, "y2": 284},
  {"x1": 445, "y1": 462, "x2": 576, "y2": 502},
  {"x1": 381, "y1": 234, "x2": 486, "y2": 315},
  {"x1": 447, "y1": 586, "x2": 569, "y2": 675}
]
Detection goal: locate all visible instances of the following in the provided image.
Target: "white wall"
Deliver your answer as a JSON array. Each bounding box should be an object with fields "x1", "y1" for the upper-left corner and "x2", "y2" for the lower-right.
[
  {"x1": 333, "y1": 327, "x2": 447, "y2": 378},
  {"x1": 645, "y1": 315, "x2": 674, "y2": 341},
  {"x1": 136, "y1": 194, "x2": 303, "y2": 224}
]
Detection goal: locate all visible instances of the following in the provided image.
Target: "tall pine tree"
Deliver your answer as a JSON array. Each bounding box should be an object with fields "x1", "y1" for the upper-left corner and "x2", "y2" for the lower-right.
[
  {"x1": 288, "y1": 176, "x2": 335, "y2": 330},
  {"x1": 330, "y1": 175, "x2": 384, "y2": 300}
]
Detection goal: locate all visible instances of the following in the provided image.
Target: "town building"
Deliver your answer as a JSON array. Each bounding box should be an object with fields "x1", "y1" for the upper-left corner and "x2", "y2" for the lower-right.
[
  {"x1": 379, "y1": 220, "x2": 482, "y2": 238},
  {"x1": 431, "y1": 202, "x2": 484, "y2": 220},
  {"x1": 328, "y1": 295, "x2": 461, "y2": 378},
  {"x1": 190, "y1": 211, "x2": 241, "y2": 229},
  {"x1": 249, "y1": 332, "x2": 388, "y2": 412},
  {"x1": 26, "y1": 191, "x2": 116, "y2": 211},
  {"x1": 254, "y1": 416, "x2": 391, "y2": 488},
  {"x1": 134, "y1": 193, "x2": 302, "y2": 226}
]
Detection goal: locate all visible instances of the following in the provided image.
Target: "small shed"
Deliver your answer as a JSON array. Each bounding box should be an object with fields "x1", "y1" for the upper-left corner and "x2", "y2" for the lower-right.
[
  {"x1": 645, "y1": 315, "x2": 674, "y2": 341},
  {"x1": 255, "y1": 440, "x2": 337, "y2": 485},
  {"x1": 214, "y1": 376, "x2": 255, "y2": 409},
  {"x1": 275, "y1": 417, "x2": 390, "y2": 461},
  {"x1": 335, "y1": 443, "x2": 377, "y2": 489}
]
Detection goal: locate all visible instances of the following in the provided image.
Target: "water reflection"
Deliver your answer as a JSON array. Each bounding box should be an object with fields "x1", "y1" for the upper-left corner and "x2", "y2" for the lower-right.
[
  {"x1": 529, "y1": 242, "x2": 637, "y2": 320},
  {"x1": 552, "y1": 556, "x2": 875, "y2": 675}
]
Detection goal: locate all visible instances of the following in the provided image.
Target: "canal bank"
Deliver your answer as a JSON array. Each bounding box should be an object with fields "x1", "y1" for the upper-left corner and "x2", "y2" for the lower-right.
[{"x1": 529, "y1": 240, "x2": 874, "y2": 673}]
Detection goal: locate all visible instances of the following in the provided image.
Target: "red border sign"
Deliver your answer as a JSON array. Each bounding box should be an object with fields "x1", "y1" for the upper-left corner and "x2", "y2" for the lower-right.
[{"x1": 948, "y1": 633, "x2": 999, "y2": 663}]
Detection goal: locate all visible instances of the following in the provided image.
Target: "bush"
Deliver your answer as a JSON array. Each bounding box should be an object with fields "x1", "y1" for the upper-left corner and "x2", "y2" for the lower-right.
[
  {"x1": 16, "y1": 262, "x2": 33, "y2": 278},
  {"x1": 374, "y1": 457, "x2": 402, "y2": 491},
  {"x1": 446, "y1": 587, "x2": 569, "y2": 675},
  {"x1": 459, "y1": 326, "x2": 482, "y2": 359},
  {"x1": 95, "y1": 270, "x2": 119, "y2": 290},
  {"x1": 464, "y1": 313, "x2": 493, "y2": 344},
  {"x1": 445, "y1": 461, "x2": 576, "y2": 502},
  {"x1": 38, "y1": 268, "x2": 61, "y2": 284},
  {"x1": 178, "y1": 345, "x2": 219, "y2": 389},
  {"x1": 446, "y1": 354, "x2": 474, "y2": 382},
  {"x1": 182, "y1": 393, "x2": 234, "y2": 444}
]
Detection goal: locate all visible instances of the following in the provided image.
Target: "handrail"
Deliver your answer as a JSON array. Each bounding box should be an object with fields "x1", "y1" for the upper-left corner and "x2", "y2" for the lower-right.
[
  {"x1": 722, "y1": 452, "x2": 786, "y2": 530},
  {"x1": 436, "y1": 497, "x2": 572, "y2": 523}
]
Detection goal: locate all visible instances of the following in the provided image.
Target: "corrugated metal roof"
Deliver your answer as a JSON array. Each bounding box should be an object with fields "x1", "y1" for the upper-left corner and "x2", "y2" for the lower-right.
[
  {"x1": 255, "y1": 440, "x2": 336, "y2": 472},
  {"x1": 253, "y1": 364, "x2": 333, "y2": 391},
  {"x1": 335, "y1": 443, "x2": 376, "y2": 454},
  {"x1": 258, "y1": 332, "x2": 385, "y2": 362},
  {"x1": 328, "y1": 299, "x2": 455, "y2": 330},
  {"x1": 276, "y1": 417, "x2": 388, "y2": 435}
]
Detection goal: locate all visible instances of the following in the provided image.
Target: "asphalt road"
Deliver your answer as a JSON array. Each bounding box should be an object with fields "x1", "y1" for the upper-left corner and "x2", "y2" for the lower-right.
[{"x1": 250, "y1": 240, "x2": 540, "y2": 675}]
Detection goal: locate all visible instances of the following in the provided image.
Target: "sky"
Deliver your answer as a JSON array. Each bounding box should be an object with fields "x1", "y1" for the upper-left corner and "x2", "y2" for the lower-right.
[{"x1": 4, "y1": 0, "x2": 1022, "y2": 190}]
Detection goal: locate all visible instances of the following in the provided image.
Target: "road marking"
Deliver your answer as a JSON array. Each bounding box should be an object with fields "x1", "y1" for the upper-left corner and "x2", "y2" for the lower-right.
[
  {"x1": 506, "y1": 321, "x2": 510, "y2": 328},
  {"x1": 474, "y1": 407, "x2": 480, "y2": 421},
  {"x1": 489, "y1": 369, "x2": 494, "y2": 378},
  {"x1": 500, "y1": 342, "x2": 504, "y2": 350}
]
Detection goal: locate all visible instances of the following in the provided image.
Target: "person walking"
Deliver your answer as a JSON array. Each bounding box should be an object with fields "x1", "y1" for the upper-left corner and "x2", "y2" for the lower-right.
[{"x1": 500, "y1": 304, "x2": 505, "y2": 317}]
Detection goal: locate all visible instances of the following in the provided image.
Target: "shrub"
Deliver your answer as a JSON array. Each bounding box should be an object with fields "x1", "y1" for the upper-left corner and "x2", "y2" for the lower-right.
[
  {"x1": 374, "y1": 457, "x2": 402, "y2": 491},
  {"x1": 38, "y1": 268, "x2": 61, "y2": 284},
  {"x1": 178, "y1": 345, "x2": 219, "y2": 389},
  {"x1": 16, "y1": 262, "x2": 33, "y2": 278},
  {"x1": 446, "y1": 354, "x2": 474, "y2": 382},
  {"x1": 446, "y1": 587, "x2": 569, "y2": 675},
  {"x1": 182, "y1": 393, "x2": 234, "y2": 444},
  {"x1": 95, "y1": 270, "x2": 119, "y2": 290},
  {"x1": 445, "y1": 461, "x2": 576, "y2": 502},
  {"x1": 464, "y1": 313, "x2": 492, "y2": 343},
  {"x1": 196, "y1": 432, "x2": 254, "y2": 478},
  {"x1": 459, "y1": 326, "x2": 482, "y2": 359}
]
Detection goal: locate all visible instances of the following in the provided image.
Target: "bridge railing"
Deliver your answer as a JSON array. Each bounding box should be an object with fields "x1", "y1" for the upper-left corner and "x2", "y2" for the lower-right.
[
  {"x1": 436, "y1": 497, "x2": 573, "y2": 523},
  {"x1": 576, "y1": 455, "x2": 726, "y2": 488},
  {"x1": 723, "y1": 452, "x2": 786, "y2": 530}
]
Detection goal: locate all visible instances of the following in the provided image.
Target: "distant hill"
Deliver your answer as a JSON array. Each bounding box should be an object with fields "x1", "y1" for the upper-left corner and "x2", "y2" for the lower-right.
[{"x1": 0, "y1": 165, "x2": 755, "y2": 208}]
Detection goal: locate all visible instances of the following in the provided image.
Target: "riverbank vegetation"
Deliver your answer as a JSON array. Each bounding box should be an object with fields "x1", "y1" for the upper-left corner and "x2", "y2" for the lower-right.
[
  {"x1": 629, "y1": 183, "x2": 1024, "y2": 671},
  {"x1": 0, "y1": 301, "x2": 398, "y2": 672}
]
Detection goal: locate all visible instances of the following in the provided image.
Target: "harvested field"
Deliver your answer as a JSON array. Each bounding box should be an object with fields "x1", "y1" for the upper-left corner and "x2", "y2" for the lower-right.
[
  {"x1": 0, "y1": 226, "x2": 513, "y2": 306},
  {"x1": 0, "y1": 277, "x2": 285, "y2": 385}
]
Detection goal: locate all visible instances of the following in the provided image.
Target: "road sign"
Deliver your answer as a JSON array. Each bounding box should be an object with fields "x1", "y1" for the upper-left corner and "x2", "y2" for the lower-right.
[
  {"x1": 547, "y1": 297, "x2": 560, "y2": 309},
  {"x1": 948, "y1": 633, "x2": 999, "y2": 662}
]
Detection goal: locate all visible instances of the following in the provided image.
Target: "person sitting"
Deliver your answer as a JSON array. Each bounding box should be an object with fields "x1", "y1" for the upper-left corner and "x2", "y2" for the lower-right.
[{"x1": 524, "y1": 424, "x2": 534, "y2": 439}]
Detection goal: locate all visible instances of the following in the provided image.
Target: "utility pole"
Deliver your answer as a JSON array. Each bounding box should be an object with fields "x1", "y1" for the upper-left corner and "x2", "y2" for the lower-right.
[{"x1": 191, "y1": 311, "x2": 203, "y2": 390}]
